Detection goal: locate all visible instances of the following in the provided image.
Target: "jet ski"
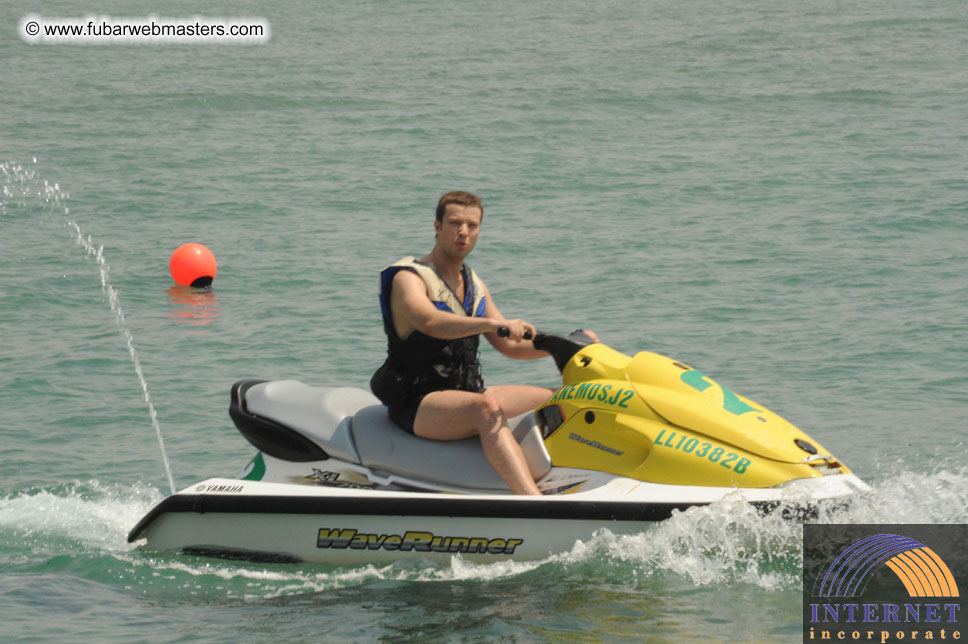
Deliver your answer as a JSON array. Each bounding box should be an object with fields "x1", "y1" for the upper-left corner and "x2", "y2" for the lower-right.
[{"x1": 128, "y1": 330, "x2": 870, "y2": 564}]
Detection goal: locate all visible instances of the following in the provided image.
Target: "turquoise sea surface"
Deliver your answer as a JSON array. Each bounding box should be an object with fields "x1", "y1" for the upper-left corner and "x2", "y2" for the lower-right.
[{"x1": 3, "y1": 1, "x2": 967, "y2": 642}]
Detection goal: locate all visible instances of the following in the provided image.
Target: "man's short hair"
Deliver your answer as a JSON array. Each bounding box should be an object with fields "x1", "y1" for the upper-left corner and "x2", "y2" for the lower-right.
[{"x1": 436, "y1": 191, "x2": 483, "y2": 223}]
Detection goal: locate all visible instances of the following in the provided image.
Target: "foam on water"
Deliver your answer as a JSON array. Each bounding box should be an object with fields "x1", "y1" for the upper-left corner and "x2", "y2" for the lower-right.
[
  {"x1": 0, "y1": 480, "x2": 162, "y2": 555},
  {"x1": 816, "y1": 465, "x2": 968, "y2": 525}
]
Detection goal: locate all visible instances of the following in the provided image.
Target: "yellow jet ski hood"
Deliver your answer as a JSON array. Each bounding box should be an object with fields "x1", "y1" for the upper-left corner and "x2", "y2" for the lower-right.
[
  {"x1": 558, "y1": 342, "x2": 834, "y2": 464},
  {"x1": 626, "y1": 351, "x2": 831, "y2": 463}
]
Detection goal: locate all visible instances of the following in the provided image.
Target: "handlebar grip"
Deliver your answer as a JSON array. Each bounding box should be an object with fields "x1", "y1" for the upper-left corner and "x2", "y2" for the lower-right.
[{"x1": 496, "y1": 326, "x2": 533, "y2": 340}]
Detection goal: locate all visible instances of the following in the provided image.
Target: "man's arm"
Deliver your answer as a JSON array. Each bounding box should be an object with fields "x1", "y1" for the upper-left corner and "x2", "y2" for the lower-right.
[{"x1": 390, "y1": 269, "x2": 499, "y2": 340}]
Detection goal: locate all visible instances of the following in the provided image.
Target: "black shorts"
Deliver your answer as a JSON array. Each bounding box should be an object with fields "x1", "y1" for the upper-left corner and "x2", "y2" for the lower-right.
[
  {"x1": 385, "y1": 382, "x2": 486, "y2": 435},
  {"x1": 372, "y1": 361, "x2": 485, "y2": 434},
  {"x1": 386, "y1": 393, "x2": 428, "y2": 434}
]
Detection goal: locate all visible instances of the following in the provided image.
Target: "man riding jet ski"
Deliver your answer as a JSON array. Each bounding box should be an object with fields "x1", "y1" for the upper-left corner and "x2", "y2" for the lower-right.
[
  {"x1": 126, "y1": 192, "x2": 870, "y2": 563},
  {"x1": 371, "y1": 190, "x2": 593, "y2": 495},
  {"x1": 127, "y1": 321, "x2": 869, "y2": 563}
]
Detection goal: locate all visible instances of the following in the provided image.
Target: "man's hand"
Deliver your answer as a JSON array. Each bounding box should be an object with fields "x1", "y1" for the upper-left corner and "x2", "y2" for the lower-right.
[{"x1": 498, "y1": 318, "x2": 537, "y2": 342}]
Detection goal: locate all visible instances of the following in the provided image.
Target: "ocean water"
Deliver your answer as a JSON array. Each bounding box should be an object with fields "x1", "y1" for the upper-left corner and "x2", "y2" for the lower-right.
[{"x1": 2, "y1": 1, "x2": 967, "y2": 642}]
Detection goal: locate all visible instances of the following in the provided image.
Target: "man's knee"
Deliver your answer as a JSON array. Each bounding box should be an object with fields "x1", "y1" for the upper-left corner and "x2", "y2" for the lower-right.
[{"x1": 474, "y1": 392, "x2": 504, "y2": 432}]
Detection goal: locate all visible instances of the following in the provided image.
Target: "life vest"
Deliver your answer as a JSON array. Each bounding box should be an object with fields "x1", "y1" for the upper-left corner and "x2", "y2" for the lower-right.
[
  {"x1": 378, "y1": 256, "x2": 487, "y2": 322},
  {"x1": 371, "y1": 257, "x2": 488, "y2": 406}
]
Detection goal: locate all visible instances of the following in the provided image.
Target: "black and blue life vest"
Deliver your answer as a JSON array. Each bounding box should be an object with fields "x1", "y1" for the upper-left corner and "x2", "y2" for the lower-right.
[{"x1": 371, "y1": 257, "x2": 488, "y2": 405}]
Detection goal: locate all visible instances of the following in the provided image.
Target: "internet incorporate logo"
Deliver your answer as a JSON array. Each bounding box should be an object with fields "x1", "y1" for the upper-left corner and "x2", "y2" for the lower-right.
[
  {"x1": 815, "y1": 534, "x2": 959, "y2": 599},
  {"x1": 803, "y1": 525, "x2": 964, "y2": 643}
]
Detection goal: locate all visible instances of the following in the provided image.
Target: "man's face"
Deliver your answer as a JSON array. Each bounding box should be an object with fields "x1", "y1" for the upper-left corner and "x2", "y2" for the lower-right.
[{"x1": 435, "y1": 204, "x2": 482, "y2": 260}]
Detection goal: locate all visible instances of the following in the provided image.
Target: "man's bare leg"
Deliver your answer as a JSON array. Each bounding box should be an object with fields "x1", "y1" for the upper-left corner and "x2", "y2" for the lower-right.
[
  {"x1": 481, "y1": 385, "x2": 554, "y2": 419},
  {"x1": 413, "y1": 385, "x2": 554, "y2": 495}
]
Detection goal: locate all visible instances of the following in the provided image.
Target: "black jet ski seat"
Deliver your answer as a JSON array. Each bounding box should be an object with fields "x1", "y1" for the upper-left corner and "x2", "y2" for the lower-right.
[{"x1": 231, "y1": 380, "x2": 553, "y2": 492}]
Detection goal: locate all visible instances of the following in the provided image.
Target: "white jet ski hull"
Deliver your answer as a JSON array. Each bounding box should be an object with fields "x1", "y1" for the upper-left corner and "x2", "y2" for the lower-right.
[{"x1": 129, "y1": 473, "x2": 869, "y2": 564}]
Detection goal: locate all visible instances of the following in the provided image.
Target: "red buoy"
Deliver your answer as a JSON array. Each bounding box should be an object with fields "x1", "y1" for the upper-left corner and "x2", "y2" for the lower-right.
[{"x1": 169, "y1": 243, "x2": 217, "y2": 287}]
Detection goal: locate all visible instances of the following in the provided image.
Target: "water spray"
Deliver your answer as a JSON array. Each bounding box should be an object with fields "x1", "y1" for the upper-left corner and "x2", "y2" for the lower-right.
[{"x1": 1, "y1": 160, "x2": 177, "y2": 495}]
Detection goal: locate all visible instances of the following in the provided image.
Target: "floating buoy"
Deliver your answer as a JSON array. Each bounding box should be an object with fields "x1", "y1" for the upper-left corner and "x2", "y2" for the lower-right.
[{"x1": 169, "y1": 243, "x2": 217, "y2": 287}]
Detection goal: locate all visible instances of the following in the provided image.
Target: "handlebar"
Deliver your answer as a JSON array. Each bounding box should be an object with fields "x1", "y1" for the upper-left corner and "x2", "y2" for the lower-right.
[
  {"x1": 496, "y1": 326, "x2": 597, "y2": 373},
  {"x1": 496, "y1": 326, "x2": 534, "y2": 341}
]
